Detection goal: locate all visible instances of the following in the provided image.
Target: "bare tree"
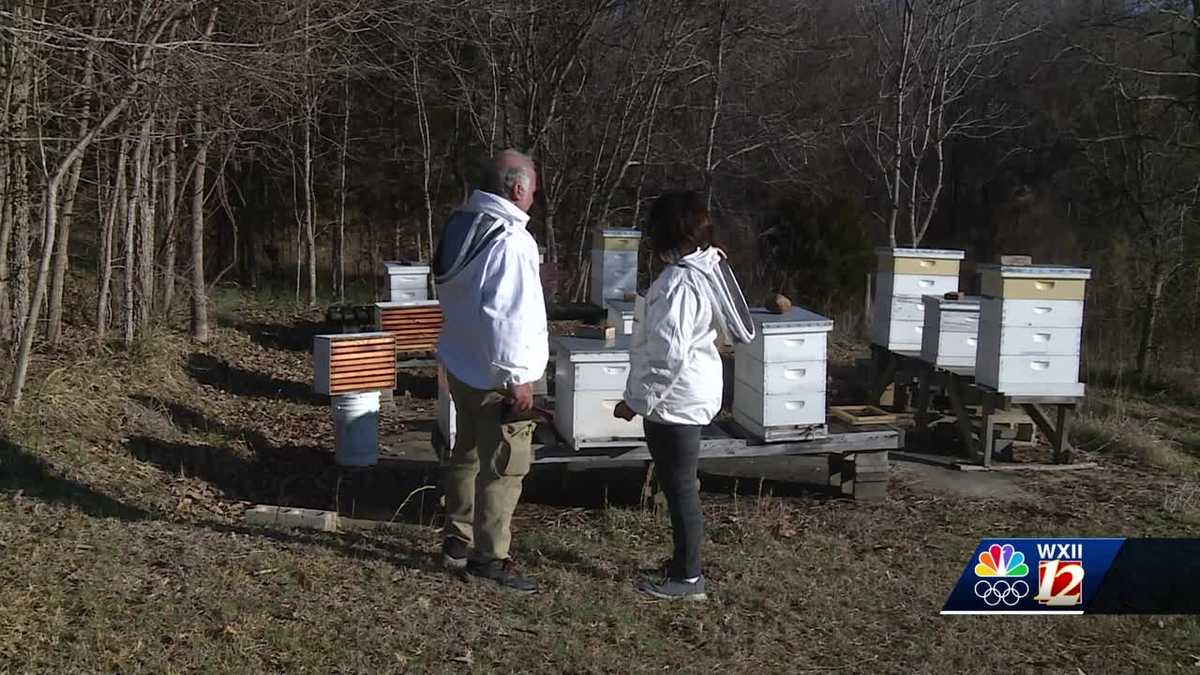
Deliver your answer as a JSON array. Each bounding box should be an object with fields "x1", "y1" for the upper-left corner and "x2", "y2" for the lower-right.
[{"x1": 854, "y1": 0, "x2": 1031, "y2": 246}]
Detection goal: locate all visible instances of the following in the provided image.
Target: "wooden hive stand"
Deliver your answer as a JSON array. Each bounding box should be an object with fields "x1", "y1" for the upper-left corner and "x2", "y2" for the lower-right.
[
  {"x1": 374, "y1": 301, "x2": 443, "y2": 355},
  {"x1": 313, "y1": 332, "x2": 397, "y2": 396}
]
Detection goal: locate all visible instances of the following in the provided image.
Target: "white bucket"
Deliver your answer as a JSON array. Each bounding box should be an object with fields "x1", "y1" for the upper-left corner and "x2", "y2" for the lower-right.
[{"x1": 333, "y1": 391, "x2": 381, "y2": 467}]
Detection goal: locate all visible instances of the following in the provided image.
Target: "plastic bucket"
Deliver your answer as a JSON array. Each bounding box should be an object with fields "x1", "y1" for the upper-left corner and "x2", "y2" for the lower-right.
[{"x1": 333, "y1": 391, "x2": 381, "y2": 467}]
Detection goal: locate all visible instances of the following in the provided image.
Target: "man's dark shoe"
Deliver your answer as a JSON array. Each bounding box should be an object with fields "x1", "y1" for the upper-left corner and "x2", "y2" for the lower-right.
[
  {"x1": 465, "y1": 558, "x2": 539, "y2": 594},
  {"x1": 442, "y1": 537, "x2": 470, "y2": 570},
  {"x1": 637, "y1": 575, "x2": 707, "y2": 602}
]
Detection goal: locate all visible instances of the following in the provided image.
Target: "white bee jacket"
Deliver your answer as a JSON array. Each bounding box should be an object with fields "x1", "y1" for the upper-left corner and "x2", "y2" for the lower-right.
[
  {"x1": 623, "y1": 247, "x2": 755, "y2": 426},
  {"x1": 433, "y1": 190, "x2": 549, "y2": 390}
]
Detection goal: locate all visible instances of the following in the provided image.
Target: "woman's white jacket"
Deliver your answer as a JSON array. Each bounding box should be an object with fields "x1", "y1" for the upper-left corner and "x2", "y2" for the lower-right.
[{"x1": 623, "y1": 247, "x2": 755, "y2": 426}]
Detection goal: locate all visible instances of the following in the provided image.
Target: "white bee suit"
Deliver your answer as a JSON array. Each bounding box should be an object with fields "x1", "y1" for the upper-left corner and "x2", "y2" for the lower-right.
[
  {"x1": 433, "y1": 190, "x2": 549, "y2": 390},
  {"x1": 623, "y1": 247, "x2": 756, "y2": 426}
]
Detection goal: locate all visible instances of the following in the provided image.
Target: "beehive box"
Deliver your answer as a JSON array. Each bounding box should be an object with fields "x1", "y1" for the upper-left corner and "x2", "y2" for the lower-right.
[
  {"x1": 606, "y1": 300, "x2": 636, "y2": 336},
  {"x1": 590, "y1": 229, "x2": 641, "y2": 308},
  {"x1": 374, "y1": 300, "x2": 442, "y2": 354},
  {"x1": 920, "y1": 295, "x2": 981, "y2": 370},
  {"x1": 553, "y1": 335, "x2": 643, "y2": 449},
  {"x1": 871, "y1": 248, "x2": 965, "y2": 352},
  {"x1": 313, "y1": 332, "x2": 396, "y2": 396},
  {"x1": 975, "y1": 264, "x2": 1090, "y2": 396},
  {"x1": 382, "y1": 262, "x2": 430, "y2": 303},
  {"x1": 733, "y1": 307, "x2": 833, "y2": 441}
]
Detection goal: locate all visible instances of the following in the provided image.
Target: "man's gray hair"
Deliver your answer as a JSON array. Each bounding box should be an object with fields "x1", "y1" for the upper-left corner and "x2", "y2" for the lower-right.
[{"x1": 480, "y1": 149, "x2": 534, "y2": 196}]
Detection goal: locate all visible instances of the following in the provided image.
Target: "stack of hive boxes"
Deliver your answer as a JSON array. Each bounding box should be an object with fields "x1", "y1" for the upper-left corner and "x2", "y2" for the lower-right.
[
  {"x1": 975, "y1": 265, "x2": 1090, "y2": 396},
  {"x1": 920, "y1": 295, "x2": 982, "y2": 370},
  {"x1": 383, "y1": 262, "x2": 430, "y2": 303},
  {"x1": 312, "y1": 332, "x2": 397, "y2": 395},
  {"x1": 871, "y1": 248, "x2": 965, "y2": 352},
  {"x1": 374, "y1": 300, "x2": 442, "y2": 354},
  {"x1": 733, "y1": 307, "x2": 833, "y2": 441},
  {"x1": 590, "y1": 229, "x2": 641, "y2": 308},
  {"x1": 553, "y1": 335, "x2": 643, "y2": 450}
]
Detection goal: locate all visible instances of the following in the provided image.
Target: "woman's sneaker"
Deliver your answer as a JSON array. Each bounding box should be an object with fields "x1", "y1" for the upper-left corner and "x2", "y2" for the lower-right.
[
  {"x1": 637, "y1": 575, "x2": 707, "y2": 602},
  {"x1": 442, "y1": 537, "x2": 470, "y2": 570}
]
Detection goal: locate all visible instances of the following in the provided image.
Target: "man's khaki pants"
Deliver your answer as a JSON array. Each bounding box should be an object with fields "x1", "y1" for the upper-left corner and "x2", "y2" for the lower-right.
[{"x1": 442, "y1": 371, "x2": 535, "y2": 561}]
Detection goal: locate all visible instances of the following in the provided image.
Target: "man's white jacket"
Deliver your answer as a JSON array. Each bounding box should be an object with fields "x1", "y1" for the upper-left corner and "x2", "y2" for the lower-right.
[
  {"x1": 434, "y1": 190, "x2": 548, "y2": 390},
  {"x1": 623, "y1": 247, "x2": 755, "y2": 426}
]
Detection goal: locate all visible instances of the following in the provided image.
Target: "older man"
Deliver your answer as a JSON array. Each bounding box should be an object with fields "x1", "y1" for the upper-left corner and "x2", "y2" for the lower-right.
[{"x1": 432, "y1": 150, "x2": 548, "y2": 593}]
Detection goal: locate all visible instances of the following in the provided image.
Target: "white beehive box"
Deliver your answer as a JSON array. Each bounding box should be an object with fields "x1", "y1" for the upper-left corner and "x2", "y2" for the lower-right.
[
  {"x1": 606, "y1": 300, "x2": 636, "y2": 336},
  {"x1": 313, "y1": 332, "x2": 396, "y2": 396},
  {"x1": 383, "y1": 262, "x2": 430, "y2": 303},
  {"x1": 589, "y1": 229, "x2": 641, "y2": 308},
  {"x1": 553, "y1": 335, "x2": 643, "y2": 449},
  {"x1": 975, "y1": 264, "x2": 1090, "y2": 396},
  {"x1": 733, "y1": 307, "x2": 833, "y2": 440},
  {"x1": 871, "y1": 248, "x2": 965, "y2": 352},
  {"x1": 920, "y1": 295, "x2": 981, "y2": 370}
]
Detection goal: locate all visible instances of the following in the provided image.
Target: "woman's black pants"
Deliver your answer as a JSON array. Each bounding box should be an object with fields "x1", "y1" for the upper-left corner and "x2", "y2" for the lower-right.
[{"x1": 643, "y1": 419, "x2": 704, "y2": 579}]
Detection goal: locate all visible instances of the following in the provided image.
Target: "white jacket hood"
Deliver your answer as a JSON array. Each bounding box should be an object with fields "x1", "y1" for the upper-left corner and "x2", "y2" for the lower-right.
[{"x1": 675, "y1": 247, "x2": 756, "y2": 346}]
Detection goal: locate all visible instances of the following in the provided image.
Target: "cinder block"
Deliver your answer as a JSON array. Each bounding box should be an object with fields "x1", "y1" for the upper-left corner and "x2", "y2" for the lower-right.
[
  {"x1": 245, "y1": 505, "x2": 339, "y2": 532},
  {"x1": 853, "y1": 482, "x2": 888, "y2": 502},
  {"x1": 850, "y1": 451, "x2": 889, "y2": 471}
]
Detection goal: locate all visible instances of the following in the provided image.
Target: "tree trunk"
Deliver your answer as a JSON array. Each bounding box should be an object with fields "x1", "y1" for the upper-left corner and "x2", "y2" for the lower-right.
[
  {"x1": 161, "y1": 114, "x2": 179, "y2": 313},
  {"x1": 1136, "y1": 269, "x2": 1167, "y2": 387},
  {"x1": 10, "y1": 18, "x2": 32, "y2": 344},
  {"x1": 190, "y1": 105, "x2": 209, "y2": 342},
  {"x1": 886, "y1": 1, "x2": 915, "y2": 249},
  {"x1": 98, "y1": 139, "x2": 129, "y2": 341},
  {"x1": 703, "y1": 5, "x2": 727, "y2": 209},
  {"x1": 125, "y1": 117, "x2": 151, "y2": 346},
  {"x1": 304, "y1": 110, "x2": 317, "y2": 306},
  {"x1": 47, "y1": 7, "x2": 99, "y2": 346},
  {"x1": 139, "y1": 119, "x2": 158, "y2": 325},
  {"x1": 336, "y1": 74, "x2": 350, "y2": 303}
]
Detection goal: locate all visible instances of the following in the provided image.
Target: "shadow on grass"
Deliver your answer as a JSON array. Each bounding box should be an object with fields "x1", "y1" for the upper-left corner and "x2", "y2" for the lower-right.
[
  {"x1": 187, "y1": 353, "x2": 324, "y2": 405},
  {"x1": 0, "y1": 437, "x2": 147, "y2": 521},
  {"x1": 126, "y1": 396, "x2": 441, "y2": 525},
  {"x1": 1088, "y1": 366, "x2": 1200, "y2": 408},
  {"x1": 233, "y1": 319, "x2": 332, "y2": 353}
]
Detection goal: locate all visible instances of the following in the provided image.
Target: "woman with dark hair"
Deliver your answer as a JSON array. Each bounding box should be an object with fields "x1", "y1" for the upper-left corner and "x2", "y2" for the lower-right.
[{"x1": 615, "y1": 190, "x2": 755, "y2": 601}]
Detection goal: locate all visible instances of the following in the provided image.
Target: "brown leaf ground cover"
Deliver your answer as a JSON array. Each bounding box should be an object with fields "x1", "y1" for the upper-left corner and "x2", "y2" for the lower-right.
[{"x1": 3, "y1": 289, "x2": 1200, "y2": 673}]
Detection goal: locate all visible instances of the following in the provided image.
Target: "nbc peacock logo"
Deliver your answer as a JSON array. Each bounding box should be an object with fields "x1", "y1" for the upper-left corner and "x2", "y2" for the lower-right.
[
  {"x1": 975, "y1": 543, "x2": 1030, "y2": 577},
  {"x1": 972, "y1": 543, "x2": 1031, "y2": 607}
]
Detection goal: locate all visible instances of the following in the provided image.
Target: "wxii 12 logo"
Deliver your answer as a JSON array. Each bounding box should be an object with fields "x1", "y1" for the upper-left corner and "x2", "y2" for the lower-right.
[{"x1": 1034, "y1": 543, "x2": 1085, "y2": 607}]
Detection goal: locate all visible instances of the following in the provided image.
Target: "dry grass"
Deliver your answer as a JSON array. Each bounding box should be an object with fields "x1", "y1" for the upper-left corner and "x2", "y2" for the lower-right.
[{"x1": 3, "y1": 290, "x2": 1200, "y2": 672}]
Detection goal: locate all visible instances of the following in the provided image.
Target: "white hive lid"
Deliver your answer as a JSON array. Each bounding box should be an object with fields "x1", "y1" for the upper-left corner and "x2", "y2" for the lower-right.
[
  {"x1": 554, "y1": 335, "x2": 632, "y2": 362},
  {"x1": 375, "y1": 300, "x2": 440, "y2": 309},
  {"x1": 383, "y1": 261, "x2": 430, "y2": 276},
  {"x1": 874, "y1": 247, "x2": 966, "y2": 260},
  {"x1": 977, "y1": 264, "x2": 1092, "y2": 280},
  {"x1": 921, "y1": 294, "x2": 982, "y2": 312},
  {"x1": 749, "y1": 307, "x2": 833, "y2": 333},
  {"x1": 316, "y1": 331, "x2": 393, "y2": 342},
  {"x1": 600, "y1": 228, "x2": 642, "y2": 239}
]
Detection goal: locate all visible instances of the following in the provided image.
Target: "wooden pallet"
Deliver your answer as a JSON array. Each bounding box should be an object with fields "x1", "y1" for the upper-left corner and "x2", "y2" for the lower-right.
[{"x1": 831, "y1": 405, "x2": 912, "y2": 426}]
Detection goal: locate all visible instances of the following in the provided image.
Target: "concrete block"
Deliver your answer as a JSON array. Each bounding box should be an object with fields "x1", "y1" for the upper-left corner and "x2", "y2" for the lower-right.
[{"x1": 245, "y1": 504, "x2": 339, "y2": 532}]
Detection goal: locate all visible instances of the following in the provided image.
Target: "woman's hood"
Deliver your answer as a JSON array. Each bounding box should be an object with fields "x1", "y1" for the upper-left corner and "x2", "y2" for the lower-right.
[{"x1": 678, "y1": 247, "x2": 756, "y2": 345}]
